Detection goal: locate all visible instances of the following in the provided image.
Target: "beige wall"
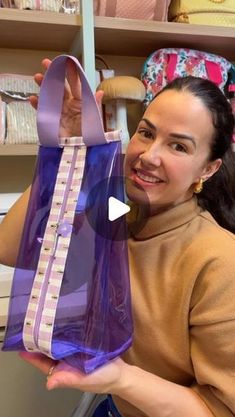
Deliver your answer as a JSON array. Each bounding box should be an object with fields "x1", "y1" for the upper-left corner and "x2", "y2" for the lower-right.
[{"x1": 0, "y1": 350, "x2": 82, "y2": 417}]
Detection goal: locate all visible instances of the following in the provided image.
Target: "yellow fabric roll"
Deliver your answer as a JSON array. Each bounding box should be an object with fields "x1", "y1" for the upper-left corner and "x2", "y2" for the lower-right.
[{"x1": 169, "y1": 0, "x2": 235, "y2": 27}]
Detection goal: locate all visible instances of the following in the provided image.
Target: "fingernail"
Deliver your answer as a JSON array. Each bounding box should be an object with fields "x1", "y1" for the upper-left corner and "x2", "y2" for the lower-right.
[{"x1": 47, "y1": 381, "x2": 58, "y2": 391}]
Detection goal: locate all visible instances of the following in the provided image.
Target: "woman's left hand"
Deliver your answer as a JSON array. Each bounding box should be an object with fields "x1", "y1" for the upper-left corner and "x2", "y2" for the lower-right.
[
  {"x1": 19, "y1": 351, "x2": 128, "y2": 393},
  {"x1": 30, "y1": 58, "x2": 103, "y2": 138}
]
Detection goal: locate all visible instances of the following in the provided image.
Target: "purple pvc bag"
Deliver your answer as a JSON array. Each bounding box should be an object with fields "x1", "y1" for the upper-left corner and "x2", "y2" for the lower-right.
[{"x1": 2, "y1": 55, "x2": 133, "y2": 373}]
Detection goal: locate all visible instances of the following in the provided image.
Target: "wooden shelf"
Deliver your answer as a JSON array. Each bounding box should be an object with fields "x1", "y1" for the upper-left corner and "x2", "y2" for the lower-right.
[
  {"x1": 94, "y1": 17, "x2": 235, "y2": 60},
  {"x1": 1, "y1": 12, "x2": 234, "y2": 155},
  {"x1": 2, "y1": 11, "x2": 234, "y2": 58},
  {"x1": 0, "y1": 144, "x2": 38, "y2": 156},
  {"x1": 0, "y1": 9, "x2": 81, "y2": 51}
]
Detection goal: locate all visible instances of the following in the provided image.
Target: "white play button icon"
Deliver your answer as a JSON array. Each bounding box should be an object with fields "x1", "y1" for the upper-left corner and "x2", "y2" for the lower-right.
[
  {"x1": 85, "y1": 176, "x2": 149, "y2": 239},
  {"x1": 108, "y1": 196, "x2": 130, "y2": 221}
]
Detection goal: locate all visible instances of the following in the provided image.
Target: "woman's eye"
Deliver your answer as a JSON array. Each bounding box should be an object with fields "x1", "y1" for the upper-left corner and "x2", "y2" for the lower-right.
[
  {"x1": 171, "y1": 143, "x2": 187, "y2": 153},
  {"x1": 137, "y1": 129, "x2": 153, "y2": 139}
]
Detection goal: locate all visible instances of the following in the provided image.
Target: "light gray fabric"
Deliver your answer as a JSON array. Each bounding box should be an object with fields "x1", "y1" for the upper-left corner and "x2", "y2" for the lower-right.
[{"x1": 71, "y1": 393, "x2": 107, "y2": 417}]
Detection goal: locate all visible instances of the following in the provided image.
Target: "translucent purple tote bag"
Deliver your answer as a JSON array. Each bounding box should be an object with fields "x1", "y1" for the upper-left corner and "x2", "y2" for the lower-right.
[{"x1": 2, "y1": 55, "x2": 133, "y2": 373}]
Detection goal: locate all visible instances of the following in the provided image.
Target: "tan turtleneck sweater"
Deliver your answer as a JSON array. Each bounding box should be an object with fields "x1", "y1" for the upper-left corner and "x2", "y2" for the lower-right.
[{"x1": 113, "y1": 198, "x2": 235, "y2": 417}]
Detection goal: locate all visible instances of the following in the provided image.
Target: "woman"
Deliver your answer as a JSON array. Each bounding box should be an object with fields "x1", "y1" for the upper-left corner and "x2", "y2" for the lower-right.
[{"x1": 1, "y1": 61, "x2": 235, "y2": 417}]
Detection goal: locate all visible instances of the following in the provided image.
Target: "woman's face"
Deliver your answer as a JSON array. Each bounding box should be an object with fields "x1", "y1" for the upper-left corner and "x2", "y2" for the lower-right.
[{"x1": 124, "y1": 89, "x2": 221, "y2": 214}]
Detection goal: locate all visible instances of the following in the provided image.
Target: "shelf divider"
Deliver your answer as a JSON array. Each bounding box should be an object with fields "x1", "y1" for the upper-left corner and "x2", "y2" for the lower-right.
[{"x1": 0, "y1": 145, "x2": 38, "y2": 156}]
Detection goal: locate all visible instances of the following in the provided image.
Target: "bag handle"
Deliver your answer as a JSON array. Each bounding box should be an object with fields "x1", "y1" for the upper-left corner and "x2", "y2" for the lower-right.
[
  {"x1": 95, "y1": 55, "x2": 110, "y2": 70},
  {"x1": 37, "y1": 54, "x2": 106, "y2": 147},
  {"x1": 205, "y1": 60, "x2": 223, "y2": 86},
  {"x1": 154, "y1": 0, "x2": 171, "y2": 21},
  {"x1": 166, "y1": 53, "x2": 178, "y2": 82},
  {"x1": 105, "y1": 0, "x2": 117, "y2": 16}
]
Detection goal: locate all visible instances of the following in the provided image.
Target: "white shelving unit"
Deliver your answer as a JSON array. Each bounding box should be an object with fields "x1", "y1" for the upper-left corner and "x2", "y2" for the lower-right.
[
  {"x1": 0, "y1": 7, "x2": 234, "y2": 157},
  {"x1": 0, "y1": 8, "x2": 234, "y2": 417}
]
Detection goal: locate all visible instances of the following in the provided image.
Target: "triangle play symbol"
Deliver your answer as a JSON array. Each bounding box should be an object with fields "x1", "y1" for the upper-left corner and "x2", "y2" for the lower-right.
[{"x1": 108, "y1": 196, "x2": 130, "y2": 221}]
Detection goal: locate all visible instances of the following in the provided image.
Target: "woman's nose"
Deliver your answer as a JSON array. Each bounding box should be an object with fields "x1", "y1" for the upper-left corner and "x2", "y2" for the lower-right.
[{"x1": 139, "y1": 143, "x2": 162, "y2": 168}]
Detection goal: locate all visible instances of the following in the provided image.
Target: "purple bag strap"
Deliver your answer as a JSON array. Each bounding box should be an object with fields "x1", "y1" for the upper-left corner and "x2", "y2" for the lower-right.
[{"x1": 37, "y1": 54, "x2": 106, "y2": 147}]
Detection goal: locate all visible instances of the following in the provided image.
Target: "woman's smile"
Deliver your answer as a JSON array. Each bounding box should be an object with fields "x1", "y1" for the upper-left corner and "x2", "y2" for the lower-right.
[{"x1": 131, "y1": 168, "x2": 165, "y2": 187}]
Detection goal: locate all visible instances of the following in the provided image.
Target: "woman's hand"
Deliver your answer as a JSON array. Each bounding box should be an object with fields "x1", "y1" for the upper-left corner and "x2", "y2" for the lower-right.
[
  {"x1": 19, "y1": 351, "x2": 214, "y2": 417},
  {"x1": 19, "y1": 351, "x2": 128, "y2": 394},
  {"x1": 30, "y1": 58, "x2": 103, "y2": 138}
]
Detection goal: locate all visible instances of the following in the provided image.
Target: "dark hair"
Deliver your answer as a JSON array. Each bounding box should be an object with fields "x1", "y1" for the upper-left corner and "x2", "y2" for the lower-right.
[{"x1": 155, "y1": 76, "x2": 235, "y2": 233}]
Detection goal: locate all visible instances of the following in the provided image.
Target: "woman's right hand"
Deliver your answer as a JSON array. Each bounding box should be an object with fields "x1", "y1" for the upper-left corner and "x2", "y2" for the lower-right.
[{"x1": 30, "y1": 58, "x2": 103, "y2": 138}]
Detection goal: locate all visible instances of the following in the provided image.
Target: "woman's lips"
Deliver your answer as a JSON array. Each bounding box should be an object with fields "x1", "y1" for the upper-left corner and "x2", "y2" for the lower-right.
[{"x1": 130, "y1": 169, "x2": 164, "y2": 188}]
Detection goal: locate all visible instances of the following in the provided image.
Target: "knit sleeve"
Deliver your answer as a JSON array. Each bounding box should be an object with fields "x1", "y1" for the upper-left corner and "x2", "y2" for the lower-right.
[{"x1": 189, "y1": 244, "x2": 235, "y2": 417}]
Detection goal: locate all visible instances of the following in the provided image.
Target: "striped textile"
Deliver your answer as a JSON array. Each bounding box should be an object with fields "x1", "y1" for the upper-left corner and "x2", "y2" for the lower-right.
[{"x1": 22, "y1": 130, "x2": 121, "y2": 356}]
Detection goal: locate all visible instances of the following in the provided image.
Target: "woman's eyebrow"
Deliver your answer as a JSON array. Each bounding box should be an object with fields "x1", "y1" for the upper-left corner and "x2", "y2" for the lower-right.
[
  {"x1": 169, "y1": 133, "x2": 196, "y2": 148},
  {"x1": 141, "y1": 118, "x2": 196, "y2": 148},
  {"x1": 141, "y1": 118, "x2": 157, "y2": 131}
]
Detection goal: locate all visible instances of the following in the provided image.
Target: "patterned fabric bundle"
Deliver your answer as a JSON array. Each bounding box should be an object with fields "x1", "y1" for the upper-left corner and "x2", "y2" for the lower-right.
[
  {"x1": 2, "y1": 55, "x2": 133, "y2": 373},
  {"x1": 14, "y1": 0, "x2": 62, "y2": 11},
  {"x1": 141, "y1": 47, "x2": 235, "y2": 107}
]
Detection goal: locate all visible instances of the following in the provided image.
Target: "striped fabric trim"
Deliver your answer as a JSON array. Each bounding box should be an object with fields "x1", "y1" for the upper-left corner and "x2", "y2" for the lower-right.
[
  {"x1": 59, "y1": 130, "x2": 122, "y2": 146},
  {"x1": 22, "y1": 144, "x2": 86, "y2": 355},
  {"x1": 22, "y1": 130, "x2": 122, "y2": 356},
  {"x1": 37, "y1": 145, "x2": 86, "y2": 356}
]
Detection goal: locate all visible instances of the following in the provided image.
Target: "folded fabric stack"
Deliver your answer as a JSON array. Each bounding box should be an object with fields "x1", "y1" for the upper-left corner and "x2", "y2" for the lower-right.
[
  {"x1": 0, "y1": 74, "x2": 39, "y2": 145},
  {"x1": 5, "y1": 102, "x2": 38, "y2": 144},
  {"x1": 0, "y1": 0, "x2": 80, "y2": 13},
  {"x1": 0, "y1": 97, "x2": 6, "y2": 144}
]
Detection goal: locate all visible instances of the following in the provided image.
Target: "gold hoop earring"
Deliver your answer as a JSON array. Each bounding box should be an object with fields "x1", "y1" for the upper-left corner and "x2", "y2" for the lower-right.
[{"x1": 194, "y1": 178, "x2": 204, "y2": 194}]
